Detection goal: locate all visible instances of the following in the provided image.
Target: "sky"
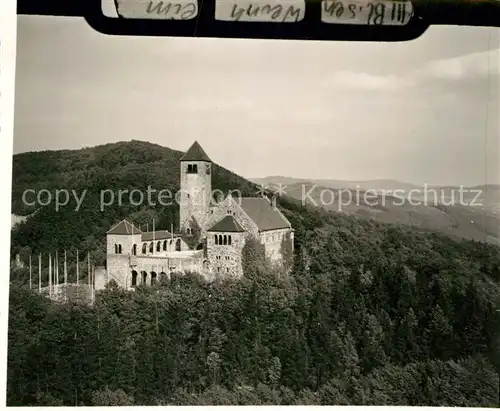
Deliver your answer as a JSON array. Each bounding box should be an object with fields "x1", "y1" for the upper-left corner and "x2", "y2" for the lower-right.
[{"x1": 13, "y1": 13, "x2": 500, "y2": 186}]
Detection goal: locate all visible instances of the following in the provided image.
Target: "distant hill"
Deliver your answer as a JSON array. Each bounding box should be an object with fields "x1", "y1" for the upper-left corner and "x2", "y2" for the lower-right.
[
  {"x1": 251, "y1": 176, "x2": 421, "y2": 192},
  {"x1": 256, "y1": 179, "x2": 500, "y2": 245}
]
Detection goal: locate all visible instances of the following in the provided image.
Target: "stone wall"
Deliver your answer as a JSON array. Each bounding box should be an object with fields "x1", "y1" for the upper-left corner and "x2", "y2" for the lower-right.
[
  {"x1": 107, "y1": 252, "x2": 205, "y2": 289},
  {"x1": 207, "y1": 231, "x2": 245, "y2": 278},
  {"x1": 107, "y1": 233, "x2": 142, "y2": 255},
  {"x1": 259, "y1": 228, "x2": 292, "y2": 263},
  {"x1": 138, "y1": 236, "x2": 189, "y2": 255}
]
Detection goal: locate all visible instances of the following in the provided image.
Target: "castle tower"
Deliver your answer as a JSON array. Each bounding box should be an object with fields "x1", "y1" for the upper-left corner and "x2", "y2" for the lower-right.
[{"x1": 179, "y1": 141, "x2": 212, "y2": 234}]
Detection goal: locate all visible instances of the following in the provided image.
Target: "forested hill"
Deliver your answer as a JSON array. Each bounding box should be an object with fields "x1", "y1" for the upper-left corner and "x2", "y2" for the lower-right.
[
  {"x1": 8, "y1": 140, "x2": 500, "y2": 406},
  {"x1": 10, "y1": 140, "x2": 258, "y2": 261}
]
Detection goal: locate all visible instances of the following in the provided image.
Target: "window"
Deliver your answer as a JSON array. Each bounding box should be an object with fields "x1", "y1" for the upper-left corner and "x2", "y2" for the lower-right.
[
  {"x1": 132, "y1": 244, "x2": 137, "y2": 255},
  {"x1": 157, "y1": 241, "x2": 161, "y2": 252},
  {"x1": 118, "y1": 244, "x2": 122, "y2": 254},
  {"x1": 223, "y1": 235, "x2": 227, "y2": 245},
  {"x1": 215, "y1": 235, "x2": 218, "y2": 245},
  {"x1": 163, "y1": 240, "x2": 167, "y2": 251},
  {"x1": 149, "y1": 242, "x2": 154, "y2": 253},
  {"x1": 114, "y1": 244, "x2": 118, "y2": 254},
  {"x1": 217, "y1": 267, "x2": 220, "y2": 272},
  {"x1": 187, "y1": 164, "x2": 198, "y2": 174},
  {"x1": 131, "y1": 271, "x2": 138, "y2": 287},
  {"x1": 206, "y1": 164, "x2": 211, "y2": 175},
  {"x1": 187, "y1": 227, "x2": 192, "y2": 236},
  {"x1": 142, "y1": 243, "x2": 147, "y2": 254},
  {"x1": 228, "y1": 235, "x2": 232, "y2": 246}
]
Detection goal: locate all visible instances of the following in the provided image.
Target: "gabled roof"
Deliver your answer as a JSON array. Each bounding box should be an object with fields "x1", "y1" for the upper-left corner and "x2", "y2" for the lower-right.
[
  {"x1": 180, "y1": 141, "x2": 212, "y2": 162},
  {"x1": 207, "y1": 215, "x2": 245, "y2": 233},
  {"x1": 240, "y1": 197, "x2": 290, "y2": 232},
  {"x1": 107, "y1": 220, "x2": 142, "y2": 235},
  {"x1": 141, "y1": 230, "x2": 173, "y2": 241}
]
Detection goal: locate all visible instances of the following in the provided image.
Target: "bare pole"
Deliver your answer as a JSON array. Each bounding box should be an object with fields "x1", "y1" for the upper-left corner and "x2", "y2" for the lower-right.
[
  {"x1": 55, "y1": 250, "x2": 59, "y2": 290},
  {"x1": 48, "y1": 253, "x2": 52, "y2": 298},
  {"x1": 87, "y1": 252, "x2": 90, "y2": 288},
  {"x1": 91, "y1": 265, "x2": 95, "y2": 305},
  {"x1": 76, "y1": 249, "x2": 79, "y2": 286},
  {"x1": 29, "y1": 255, "x2": 32, "y2": 289},
  {"x1": 64, "y1": 250, "x2": 68, "y2": 303},
  {"x1": 38, "y1": 253, "x2": 42, "y2": 293}
]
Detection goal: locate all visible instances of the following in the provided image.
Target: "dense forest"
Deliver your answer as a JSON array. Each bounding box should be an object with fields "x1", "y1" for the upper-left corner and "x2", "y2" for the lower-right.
[{"x1": 8, "y1": 141, "x2": 500, "y2": 406}]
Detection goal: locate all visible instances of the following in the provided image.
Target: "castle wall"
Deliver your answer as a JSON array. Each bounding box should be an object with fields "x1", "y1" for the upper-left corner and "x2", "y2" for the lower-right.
[
  {"x1": 260, "y1": 228, "x2": 292, "y2": 263},
  {"x1": 138, "y1": 237, "x2": 189, "y2": 255},
  {"x1": 107, "y1": 252, "x2": 205, "y2": 288},
  {"x1": 107, "y1": 233, "x2": 142, "y2": 255},
  {"x1": 94, "y1": 266, "x2": 108, "y2": 290},
  {"x1": 206, "y1": 232, "x2": 245, "y2": 278}
]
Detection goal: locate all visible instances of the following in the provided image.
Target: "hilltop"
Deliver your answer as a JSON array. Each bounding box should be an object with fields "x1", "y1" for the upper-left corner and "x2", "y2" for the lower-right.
[{"x1": 10, "y1": 140, "x2": 258, "y2": 262}]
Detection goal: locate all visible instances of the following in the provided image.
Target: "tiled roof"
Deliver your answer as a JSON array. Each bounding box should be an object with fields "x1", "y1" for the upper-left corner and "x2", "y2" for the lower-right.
[
  {"x1": 180, "y1": 141, "x2": 212, "y2": 162},
  {"x1": 107, "y1": 220, "x2": 142, "y2": 235},
  {"x1": 240, "y1": 197, "x2": 290, "y2": 232},
  {"x1": 208, "y1": 215, "x2": 245, "y2": 232},
  {"x1": 141, "y1": 230, "x2": 173, "y2": 241}
]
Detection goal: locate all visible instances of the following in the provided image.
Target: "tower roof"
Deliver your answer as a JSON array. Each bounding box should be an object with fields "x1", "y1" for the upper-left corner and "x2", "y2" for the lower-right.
[
  {"x1": 207, "y1": 215, "x2": 245, "y2": 233},
  {"x1": 107, "y1": 219, "x2": 142, "y2": 235},
  {"x1": 180, "y1": 141, "x2": 212, "y2": 162}
]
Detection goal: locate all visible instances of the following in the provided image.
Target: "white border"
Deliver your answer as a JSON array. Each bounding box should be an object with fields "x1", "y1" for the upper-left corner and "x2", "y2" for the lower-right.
[{"x1": 0, "y1": 0, "x2": 16, "y2": 406}]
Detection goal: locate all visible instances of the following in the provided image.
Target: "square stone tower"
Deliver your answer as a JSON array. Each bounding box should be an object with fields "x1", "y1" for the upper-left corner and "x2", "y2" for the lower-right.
[
  {"x1": 207, "y1": 215, "x2": 246, "y2": 278},
  {"x1": 179, "y1": 141, "x2": 212, "y2": 234}
]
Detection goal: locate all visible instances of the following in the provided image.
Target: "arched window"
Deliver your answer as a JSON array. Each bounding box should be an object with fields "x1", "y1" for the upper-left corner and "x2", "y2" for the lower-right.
[
  {"x1": 223, "y1": 235, "x2": 227, "y2": 245},
  {"x1": 215, "y1": 235, "x2": 218, "y2": 245},
  {"x1": 132, "y1": 244, "x2": 137, "y2": 255},
  {"x1": 163, "y1": 240, "x2": 167, "y2": 251},
  {"x1": 131, "y1": 270, "x2": 138, "y2": 287},
  {"x1": 159, "y1": 272, "x2": 167, "y2": 283},
  {"x1": 149, "y1": 242, "x2": 154, "y2": 253},
  {"x1": 141, "y1": 271, "x2": 148, "y2": 284},
  {"x1": 142, "y1": 243, "x2": 147, "y2": 254},
  {"x1": 157, "y1": 241, "x2": 161, "y2": 252},
  {"x1": 118, "y1": 244, "x2": 122, "y2": 254},
  {"x1": 219, "y1": 235, "x2": 222, "y2": 245},
  {"x1": 175, "y1": 238, "x2": 181, "y2": 251},
  {"x1": 187, "y1": 227, "x2": 192, "y2": 236},
  {"x1": 228, "y1": 235, "x2": 232, "y2": 246},
  {"x1": 151, "y1": 272, "x2": 157, "y2": 285},
  {"x1": 114, "y1": 244, "x2": 118, "y2": 254}
]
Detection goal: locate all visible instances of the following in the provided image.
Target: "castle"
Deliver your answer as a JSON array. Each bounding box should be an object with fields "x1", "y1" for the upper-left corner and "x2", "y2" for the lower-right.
[{"x1": 97, "y1": 141, "x2": 294, "y2": 290}]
